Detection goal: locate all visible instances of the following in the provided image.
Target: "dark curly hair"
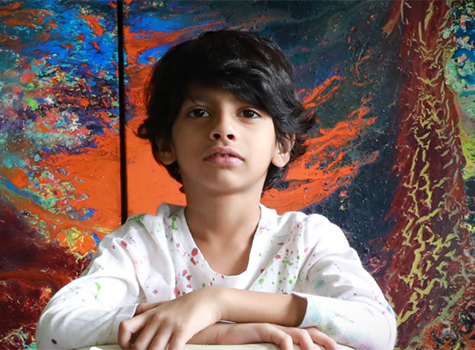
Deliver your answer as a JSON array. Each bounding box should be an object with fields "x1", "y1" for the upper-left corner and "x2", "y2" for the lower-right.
[{"x1": 137, "y1": 29, "x2": 315, "y2": 191}]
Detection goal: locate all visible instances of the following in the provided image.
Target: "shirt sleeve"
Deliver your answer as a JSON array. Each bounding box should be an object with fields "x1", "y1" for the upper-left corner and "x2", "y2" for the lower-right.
[
  {"x1": 293, "y1": 217, "x2": 397, "y2": 350},
  {"x1": 35, "y1": 221, "x2": 147, "y2": 350}
]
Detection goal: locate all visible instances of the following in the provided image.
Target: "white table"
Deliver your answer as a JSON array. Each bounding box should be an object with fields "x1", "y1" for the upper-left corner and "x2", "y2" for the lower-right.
[{"x1": 78, "y1": 343, "x2": 354, "y2": 350}]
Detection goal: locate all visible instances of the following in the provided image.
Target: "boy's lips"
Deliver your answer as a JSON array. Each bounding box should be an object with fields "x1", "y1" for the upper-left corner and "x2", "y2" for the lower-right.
[{"x1": 203, "y1": 146, "x2": 244, "y2": 164}]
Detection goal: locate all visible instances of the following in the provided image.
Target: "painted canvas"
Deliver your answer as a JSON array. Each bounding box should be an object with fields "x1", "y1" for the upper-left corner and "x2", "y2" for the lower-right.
[
  {"x1": 0, "y1": 1, "x2": 121, "y2": 348},
  {"x1": 123, "y1": 0, "x2": 475, "y2": 349},
  {"x1": 1, "y1": 0, "x2": 474, "y2": 349}
]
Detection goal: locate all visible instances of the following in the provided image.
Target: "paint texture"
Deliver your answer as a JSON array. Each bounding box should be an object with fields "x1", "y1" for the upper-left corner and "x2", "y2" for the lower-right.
[
  {"x1": 377, "y1": 2, "x2": 475, "y2": 347},
  {"x1": 1, "y1": 0, "x2": 475, "y2": 349},
  {"x1": 0, "y1": 1, "x2": 120, "y2": 348}
]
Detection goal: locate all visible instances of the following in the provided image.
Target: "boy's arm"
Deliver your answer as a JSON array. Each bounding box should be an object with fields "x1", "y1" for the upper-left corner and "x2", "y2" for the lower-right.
[
  {"x1": 211, "y1": 287, "x2": 308, "y2": 325},
  {"x1": 36, "y1": 233, "x2": 139, "y2": 349},
  {"x1": 215, "y1": 219, "x2": 397, "y2": 349},
  {"x1": 189, "y1": 322, "x2": 338, "y2": 350},
  {"x1": 289, "y1": 219, "x2": 398, "y2": 350},
  {"x1": 36, "y1": 220, "x2": 173, "y2": 350},
  {"x1": 119, "y1": 289, "x2": 338, "y2": 350}
]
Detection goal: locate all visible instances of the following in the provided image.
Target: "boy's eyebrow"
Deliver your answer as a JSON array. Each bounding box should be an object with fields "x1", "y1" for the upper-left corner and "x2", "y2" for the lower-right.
[
  {"x1": 186, "y1": 94, "x2": 208, "y2": 104},
  {"x1": 185, "y1": 91, "x2": 219, "y2": 104}
]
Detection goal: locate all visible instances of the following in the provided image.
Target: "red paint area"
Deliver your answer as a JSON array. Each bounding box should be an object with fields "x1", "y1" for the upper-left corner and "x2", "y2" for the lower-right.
[
  {"x1": 379, "y1": 1, "x2": 475, "y2": 347},
  {"x1": 0, "y1": 195, "x2": 89, "y2": 348}
]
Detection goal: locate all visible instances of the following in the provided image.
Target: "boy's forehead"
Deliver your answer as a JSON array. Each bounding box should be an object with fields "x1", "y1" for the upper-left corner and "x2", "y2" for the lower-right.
[{"x1": 185, "y1": 84, "x2": 242, "y2": 104}]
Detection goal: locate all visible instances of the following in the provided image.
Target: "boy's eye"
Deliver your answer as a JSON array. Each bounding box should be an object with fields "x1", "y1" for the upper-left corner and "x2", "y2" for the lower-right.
[
  {"x1": 189, "y1": 109, "x2": 209, "y2": 118},
  {"x1": 241, "y1": 110, "x2": 260, "y2": 119}
]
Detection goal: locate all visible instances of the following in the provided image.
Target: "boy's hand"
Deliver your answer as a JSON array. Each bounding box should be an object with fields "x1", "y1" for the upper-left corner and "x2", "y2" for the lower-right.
[
  {"x1": 118, "y1": 288, "x2": 221, "y2": 350},
  {"x1": 190, "y1": 323, "x2": 338, "y2": 350}
]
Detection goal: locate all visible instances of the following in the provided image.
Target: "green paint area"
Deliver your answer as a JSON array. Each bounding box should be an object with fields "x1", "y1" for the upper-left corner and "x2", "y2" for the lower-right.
[
  {"x1": 132, "y1": 214, "x2": 146, "y2": 225},
  {"x1": 171, "y1": 216, "x2": 178, "y2": 230},
  {"x1": 282, "y1": 260, "x2": 293, "y2": 266},
  {"x1": 23, "y1": 97, "x2": 39, "y2": 110},
  {"x1": 94, "y1": 282, "x2": 101, "y2": 299}
]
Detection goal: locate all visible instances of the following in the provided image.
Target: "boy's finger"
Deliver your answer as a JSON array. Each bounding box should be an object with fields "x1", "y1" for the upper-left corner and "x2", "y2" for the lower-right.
[
  {"x1": 268, "y1": 328, "x2": 293, "y2": 350},
  {"x1": 118, "y1": 316, "x2": 146, "y2": 349},
  {"x1": 134, "y1": 323, "x2": 171, "y2": 350},
  {"x1": 136, "y1": 302, "x2": 163, "y2": 315},
  {"x1": 166, "y1": 330, "x2": 189, "y2": 350},
  {"x1": 305, "y1": 328, "x2": 338, "y2": 350},
  {"x1": 290, "y1": 328, "x2": 314, "y2": 350}
]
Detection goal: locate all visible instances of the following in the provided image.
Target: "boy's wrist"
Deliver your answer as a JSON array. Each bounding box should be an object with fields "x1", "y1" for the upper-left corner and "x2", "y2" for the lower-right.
[
  {"x1": 209, "y1": 286, "x2": 228, "y2": 321},
  {"x1": 196, "y1": 286, "x2": 227, "y2": 322},
  {"x1": 204, "y1": 287, "x2": 307, "y2": 326},
  {"x1": 211, "y1": 286, "x2": 237, "y2": 322}
]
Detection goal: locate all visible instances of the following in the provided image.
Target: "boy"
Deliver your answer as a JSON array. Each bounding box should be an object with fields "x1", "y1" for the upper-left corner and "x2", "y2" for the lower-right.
[{"x1": 36, "y1": 30, "x2": 397, "y2": 350}]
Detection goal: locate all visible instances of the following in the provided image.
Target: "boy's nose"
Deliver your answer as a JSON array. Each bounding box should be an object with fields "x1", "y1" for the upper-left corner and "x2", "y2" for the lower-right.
[
  {"x1": 209, "y1": 114, "x2": 236, "y2": 141},
  {"x1": 211, "y1": 132, "x2": 236, "y2": 141}
]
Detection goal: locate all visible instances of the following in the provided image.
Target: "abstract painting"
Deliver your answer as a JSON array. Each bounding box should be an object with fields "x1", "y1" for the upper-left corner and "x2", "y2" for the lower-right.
[
  {"x1": 1, "y1": 0, "x2": 474, "y2": 349},
  {"x1": 0, "y1": 1, "x2": 121, "y2": 348},
  {"x1": 122, "y1": 0, "x2": 475, "y2": 347}
]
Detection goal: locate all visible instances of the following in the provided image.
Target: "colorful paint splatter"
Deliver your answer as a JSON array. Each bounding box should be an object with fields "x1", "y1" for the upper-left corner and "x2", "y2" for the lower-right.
[
  {"x1": 1, "y1": 0, "x2": 474, "y2": 349},
  {"x1": 0, "y1": 1, "x2": 121, "y2": 348}
]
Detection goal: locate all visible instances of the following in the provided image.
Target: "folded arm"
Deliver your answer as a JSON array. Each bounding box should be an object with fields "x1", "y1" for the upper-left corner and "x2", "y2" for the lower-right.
[{"x1": 119, "y1": 287, "x2": 337, "y2": 350}]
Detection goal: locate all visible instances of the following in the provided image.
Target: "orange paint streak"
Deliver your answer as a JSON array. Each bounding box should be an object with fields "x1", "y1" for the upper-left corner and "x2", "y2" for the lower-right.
[
  {"x1": 0, "y1": 33, "x2": 20, "y2": 46},
  {"x1": 1, "y1": 125, "x2": 121, "y2": 254},
  {"x1": 78, "y1": 13, "x2": 104, "y2": 37},
  {"x1": 0, "y1": 270, "x2": 71, "y2": 290},
  {"x1": 3, "y1": 188, "x2": 109, "y2": 244},
  {"x1": 60, "y1": 43, "x2": 74, "y2": 50},
  {"x1": 56, "y1": 229, "x2": 97, "y2": 256},
  {"x1": 382, "y1": 0, "x2": 402, "y2": 37},
  {"x1": 125, "y1": 65, "x2": 150, "y2": 120},
  {"x1": 1, "y1": 167, "x2": 29, "y2": 189},
  {"x1": 301, "y1": 75, "x2": 346, "y2": 109},
  {"x1": 1, "y1": 9, "x2": 52, "y2": 26},
  {"x1": 0, "y1": 2, "x2": 22, "y2": 11},
  {"x1": 63, "y1": 95, "x2": 91, "y2": 107},
  {"x1": 36, "y1": 124, "x2": 50, "y2": 133},
  {"x1": 42, "y1": 127, "x2": 121, "y2": 233},
  {"x1": 262, "y1": 112, "x2": 377, "y2": 213},
  {"x1": 91, "y1": 41, "x2": 101, "y2": 52}
]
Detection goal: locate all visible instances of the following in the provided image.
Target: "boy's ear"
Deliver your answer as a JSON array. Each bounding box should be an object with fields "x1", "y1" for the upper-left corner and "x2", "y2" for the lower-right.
[
  {"x1": 271, "y1": 136, "x2": 294, "y2": 168},
  {"x1": 156, "y1": 137, "x2": 176, "y2": 165}
]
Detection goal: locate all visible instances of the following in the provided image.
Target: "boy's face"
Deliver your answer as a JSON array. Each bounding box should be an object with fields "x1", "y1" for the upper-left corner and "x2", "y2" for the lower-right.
[{"x1": 158, "y1": 84, "x2": 291, "y2": 196}]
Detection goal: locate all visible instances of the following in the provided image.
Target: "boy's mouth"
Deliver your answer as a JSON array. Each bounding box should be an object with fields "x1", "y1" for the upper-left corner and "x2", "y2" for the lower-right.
[{"x1": 203, "y1": 146, "x2": 243, "y2": 163}]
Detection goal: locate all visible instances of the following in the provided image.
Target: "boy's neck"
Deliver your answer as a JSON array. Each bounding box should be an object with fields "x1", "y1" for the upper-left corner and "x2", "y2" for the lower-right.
[{"x1": 184, "y1": 190, "x2": 262, "y2": 243}]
